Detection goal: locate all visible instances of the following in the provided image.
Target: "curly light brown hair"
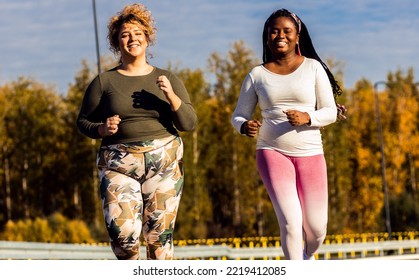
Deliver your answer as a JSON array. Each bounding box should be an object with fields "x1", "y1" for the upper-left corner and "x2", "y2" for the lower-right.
[{"x1": 107, "y1": 3, "x2": 157, "y2": 55}]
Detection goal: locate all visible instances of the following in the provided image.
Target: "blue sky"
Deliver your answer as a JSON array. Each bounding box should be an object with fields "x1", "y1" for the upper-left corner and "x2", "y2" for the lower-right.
[{"x1": 1, "y1": 0, "x2": 419, "y2": 94}]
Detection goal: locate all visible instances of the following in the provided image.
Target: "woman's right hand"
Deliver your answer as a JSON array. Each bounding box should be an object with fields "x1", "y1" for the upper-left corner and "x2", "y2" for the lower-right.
[
  {"x1": 98, "y1": 115, "x2": 121, "y2": 137},
  {"x1": 243, "y1": 120, "x2": 262, "y2": 137}
]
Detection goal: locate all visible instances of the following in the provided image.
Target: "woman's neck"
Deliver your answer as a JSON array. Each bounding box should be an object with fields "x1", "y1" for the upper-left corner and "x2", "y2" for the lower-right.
[
  {"x1": 118, "y1": 57, "x2": 153, "y2": 76},
  {"x1": 265, "y1": 54, "x2": 304, "y2": 75}
]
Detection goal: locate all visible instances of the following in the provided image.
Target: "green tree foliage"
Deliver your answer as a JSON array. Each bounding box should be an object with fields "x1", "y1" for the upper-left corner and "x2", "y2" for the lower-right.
[
  {"x1": 61, "y1": 60, "x2": 106, "y2": 241},
  {"x1": 321, "y1": 60, "x2": 352, "y2": 233},
  {"x1": 206, "y1": 41, "x2": 276, "y2": 237},
  {"x1": 173, "y1": 67, "x2": 214, "y2": 239},
  {"x1": 61, "y1": 58, "x2": 117, "y2": 241},
  {"x1": 0, "y1": 78, "x2": 69, "y2": 221}
]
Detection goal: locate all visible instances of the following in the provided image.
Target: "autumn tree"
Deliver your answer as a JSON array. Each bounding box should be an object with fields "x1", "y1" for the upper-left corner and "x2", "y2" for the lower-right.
[
  {"x1": 62, "y1": 57, "x2": 118, "y2": 240},
  {"x1": 0, "y1": 78, "x2": 68, "y2": 221},
  {"x1": 173, "y1": 67, "x2": 214, "y2": 239},
  {"x1": 385, "y1": 69, "x2": 419, "y2": 231},
  {"x1": 205, "y1": 40, "x2": 277, "y2": 237}
]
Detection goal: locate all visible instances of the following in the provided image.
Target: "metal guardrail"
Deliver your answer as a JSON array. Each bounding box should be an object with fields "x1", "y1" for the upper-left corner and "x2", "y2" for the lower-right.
[
  {"x1": 0, "y1": 239, "x2": 418, "y2": 260},
  {"x1": 0, "y1": 241, "x2": 116, "y2": 260}
]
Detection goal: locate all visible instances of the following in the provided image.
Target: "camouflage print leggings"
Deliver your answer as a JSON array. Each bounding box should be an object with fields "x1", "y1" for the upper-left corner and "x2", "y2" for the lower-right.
[{"x1": 97, "y1": 135, "x2": 184, "y2": 260}]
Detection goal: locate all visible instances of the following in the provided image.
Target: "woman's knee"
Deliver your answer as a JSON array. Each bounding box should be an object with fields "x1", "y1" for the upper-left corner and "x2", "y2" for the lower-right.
[{"x1": 110, "y1": 237, "x2": 140, "y2": 260}]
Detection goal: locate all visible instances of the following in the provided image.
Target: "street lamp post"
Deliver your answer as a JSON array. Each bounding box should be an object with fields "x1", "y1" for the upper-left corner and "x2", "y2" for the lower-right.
[
  {"x1": 373, "y1": 81, "x2": 392, "y2": 240},
  {"x1": 92, "y1": 0, "x2": 101, "y2": 74},
  {"x1": 91, "y1": 0, "x2": 101, "y2": 229}
]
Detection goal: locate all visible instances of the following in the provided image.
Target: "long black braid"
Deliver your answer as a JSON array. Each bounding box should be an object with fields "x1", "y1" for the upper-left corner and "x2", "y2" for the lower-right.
[{"x1": 262, "y1": 9, "x2": 343, "y2": 99}]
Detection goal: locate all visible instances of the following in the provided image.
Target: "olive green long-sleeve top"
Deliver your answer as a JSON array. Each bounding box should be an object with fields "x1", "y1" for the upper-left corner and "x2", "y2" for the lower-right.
[{"x1": 77, "y1": 67, "x2": 197, "y2": 146}]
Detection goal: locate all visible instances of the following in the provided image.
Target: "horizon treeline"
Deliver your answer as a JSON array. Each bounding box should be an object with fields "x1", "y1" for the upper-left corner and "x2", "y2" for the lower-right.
[{"x1": 0, "y1": 40, "x2": 418, "y2": 242}]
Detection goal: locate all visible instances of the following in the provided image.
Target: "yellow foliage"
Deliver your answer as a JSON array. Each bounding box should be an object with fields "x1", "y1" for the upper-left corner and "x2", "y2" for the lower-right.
[{"x1": 0, "y1": 213, "x2": 95, "y2": 243}]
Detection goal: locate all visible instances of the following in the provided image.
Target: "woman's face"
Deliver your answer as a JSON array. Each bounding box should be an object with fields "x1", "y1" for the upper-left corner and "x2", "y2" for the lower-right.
[
  {"x1": 118, "y1": 22, "x2": 148, "y2": 59},
  {"x1": 267, "y1": 16, "x2": 299, "y2": 57}
]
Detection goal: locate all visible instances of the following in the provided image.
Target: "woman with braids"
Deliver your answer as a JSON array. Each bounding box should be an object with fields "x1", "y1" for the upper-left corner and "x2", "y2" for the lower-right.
[
  {"x1": 77, "y1": 4, "x2": 197, "y2": 260},
  {"x1": 231, "y1": 9, "x2": 345, "y2": 260}
]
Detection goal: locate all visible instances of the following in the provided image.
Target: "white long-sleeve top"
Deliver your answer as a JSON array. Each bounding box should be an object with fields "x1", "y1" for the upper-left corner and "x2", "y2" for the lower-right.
[{"x1": 231, "y1": 58, "x2": 337, "y2": 156}]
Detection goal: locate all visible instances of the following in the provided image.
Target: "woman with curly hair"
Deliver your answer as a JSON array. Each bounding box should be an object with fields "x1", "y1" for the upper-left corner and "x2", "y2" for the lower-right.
[
  {"x1": 231, "y1": 8, "x2": 344, "y2": 260},
  {"x1": 77, "y1": 3, "x2": 197, "y2": 260}
]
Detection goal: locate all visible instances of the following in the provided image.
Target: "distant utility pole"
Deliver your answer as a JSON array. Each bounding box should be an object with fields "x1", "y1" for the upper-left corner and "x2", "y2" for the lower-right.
[
  {"x1": 91, "y1": 0, "x2": 101, "y2": 230},
  {"x1": 92, "y1": 0, "x2": 101, "y2": 74}
]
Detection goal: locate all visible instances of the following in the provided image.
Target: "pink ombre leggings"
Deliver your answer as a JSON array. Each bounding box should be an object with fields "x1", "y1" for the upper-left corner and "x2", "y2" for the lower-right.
[{"x1": 256, "y1": 149, "x2": 328, "y2": 260}]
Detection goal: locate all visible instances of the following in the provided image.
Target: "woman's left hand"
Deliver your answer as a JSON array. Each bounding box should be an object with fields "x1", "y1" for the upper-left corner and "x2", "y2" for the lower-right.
[
  {"x1": 337, "y1": 104, "x2": 347, "y2": 121},
  {"x1": 156, "y1": 75, "x2": 174, "y2": 97},
  {"x1": 156, "y1": 75, "x2": 181, "y2": 111},
  {"x1": 283, "y1": 110, "x2": 311, "y2": 126}
]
